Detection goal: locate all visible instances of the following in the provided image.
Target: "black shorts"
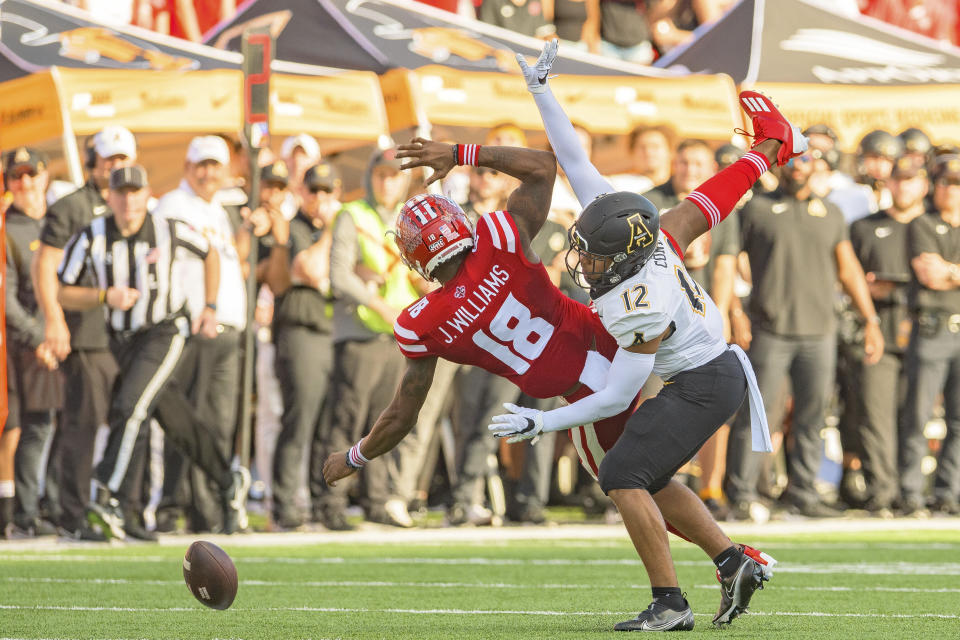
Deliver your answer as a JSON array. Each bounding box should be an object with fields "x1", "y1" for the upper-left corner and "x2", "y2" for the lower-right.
[{"x1": 597, "y1": 349, "x2": 746, "y2": 494}]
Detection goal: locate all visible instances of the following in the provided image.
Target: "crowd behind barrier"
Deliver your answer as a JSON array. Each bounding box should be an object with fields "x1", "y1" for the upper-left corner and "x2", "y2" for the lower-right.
[
  {"x1": 3, "y1": 112, "x2": 960, "y2": 539},
  {"x1": 57, "y1": 1, "x2": 960, "y2": 61}
]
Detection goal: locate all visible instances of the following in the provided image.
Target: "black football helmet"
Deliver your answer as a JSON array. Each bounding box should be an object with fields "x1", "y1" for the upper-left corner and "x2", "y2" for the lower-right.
[
  {"x1": 898, "y1": 127, "x2": 932, "y2": 155},
  {"x1": 566, "y1": 192, "x2": 660, "y2": 298},
  {"x1": 858, "y1": 130, "x2": 903, "y2": 159}
]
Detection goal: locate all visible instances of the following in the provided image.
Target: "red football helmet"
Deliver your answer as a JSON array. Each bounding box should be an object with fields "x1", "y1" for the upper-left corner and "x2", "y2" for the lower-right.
[{"x1": 394, "y1": 194, "x2": 474, "y2": 280}]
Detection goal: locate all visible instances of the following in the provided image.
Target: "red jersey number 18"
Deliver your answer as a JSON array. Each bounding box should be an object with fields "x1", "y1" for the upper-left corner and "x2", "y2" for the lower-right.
[{"x1": 471, "y1": 293, "x2": 555, "y2": 375}]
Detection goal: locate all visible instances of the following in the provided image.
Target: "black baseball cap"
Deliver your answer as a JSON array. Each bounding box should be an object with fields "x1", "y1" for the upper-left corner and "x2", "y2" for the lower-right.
[
  {"x1": 109, "y1": 165, "x2": 148, "y2": 190},
  {"x1": 304, "y1": 160, "x2": 341, "y2": 192},
  {"x1": 260, "y1": 161, "x2": 290, "y2": 187},
  {"x1": 889, "y1": 155, "x2": 927, "y2": 180},
  {"x1": 4, "y1": 147, "x2": 47, "y2": 175},
  {"x1": 932, "y1": 155, "x2": 960, "y2": 182}
]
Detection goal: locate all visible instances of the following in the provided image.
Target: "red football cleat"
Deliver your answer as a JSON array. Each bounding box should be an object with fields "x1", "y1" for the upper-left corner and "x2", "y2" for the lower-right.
[{"x1": 738, "y1": 90, "x2": 808, "y2": 166}]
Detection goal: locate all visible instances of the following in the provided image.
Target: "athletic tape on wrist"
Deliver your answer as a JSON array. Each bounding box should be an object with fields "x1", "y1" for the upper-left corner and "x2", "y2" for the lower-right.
[
  {"x1": 457, "y1": 144, "x2": 480, "y2": 166},
  {"x1": 346, "y1": 438, "x2": 370, "y2": 469}
]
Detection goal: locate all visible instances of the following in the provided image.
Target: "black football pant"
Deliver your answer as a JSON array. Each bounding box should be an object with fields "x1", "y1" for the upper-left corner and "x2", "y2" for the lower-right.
[
  {"x1": 96, "y1": 317, "x2": 232, "y2": 509},
  {"x1": 725, "y1": 330, "x2": 836, "y2": 507},
  {"x1": 840, "y1": 346, "x2": 903, "y2": 508},
  {"x1": 901, "y1": 326, "x2": 960, "y2": 505},
  {"x1": 56, "y1": 349, "x2": 117, "y2": 531},
  {"x1": 161, "y1": 328, "x2": 242, "y2": 531},
  {"x1": 316, "y1": 336, "x2": 403, "y2": 514},
  {"x1": 275, "y1": 325, "x2": 333, "y2": 525}
]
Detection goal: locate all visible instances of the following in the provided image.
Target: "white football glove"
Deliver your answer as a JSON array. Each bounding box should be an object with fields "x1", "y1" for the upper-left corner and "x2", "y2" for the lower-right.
[
  {"x1": 488, "y1": 402, "x2": 545, "y2": 444},
  {"x1": 515, "y1": 39, "x2": 558, "y2": 94}
]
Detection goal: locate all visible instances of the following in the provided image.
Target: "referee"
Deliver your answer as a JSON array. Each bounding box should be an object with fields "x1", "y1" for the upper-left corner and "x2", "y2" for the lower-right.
[{"x1": 57, "y1": 166, "x2": 250, "y2": 541}]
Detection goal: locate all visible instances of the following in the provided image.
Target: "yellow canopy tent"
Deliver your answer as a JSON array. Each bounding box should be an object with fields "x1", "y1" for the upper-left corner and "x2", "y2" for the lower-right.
[
  {"x1": 207, "y1": 0, "x2": 741, "y2": 142},
  {"x1": 0, "y1": 0, "x2": 389, "y2": 190}
]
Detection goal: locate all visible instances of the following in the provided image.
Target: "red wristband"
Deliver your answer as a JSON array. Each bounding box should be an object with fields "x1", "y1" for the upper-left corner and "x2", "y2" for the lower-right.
[{"x1": 457, "y1": 144, "x2": 480, "y2": 166}]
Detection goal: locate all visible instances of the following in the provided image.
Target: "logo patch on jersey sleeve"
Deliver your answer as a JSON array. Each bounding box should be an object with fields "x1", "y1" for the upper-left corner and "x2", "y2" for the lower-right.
[{"x1": 630, "y1": 331, "x2": 646, "y2": 346}]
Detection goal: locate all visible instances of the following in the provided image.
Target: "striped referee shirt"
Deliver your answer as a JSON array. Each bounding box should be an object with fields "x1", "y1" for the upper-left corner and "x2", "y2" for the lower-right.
[{"x1": 58, "y1": 213, "x2": 210, "y2": 333}]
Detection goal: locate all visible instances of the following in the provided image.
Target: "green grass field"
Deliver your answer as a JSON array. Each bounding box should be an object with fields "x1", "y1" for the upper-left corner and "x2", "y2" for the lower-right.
[{"x1": 1, "y1": 525, "x2": 959, "y2": 639}]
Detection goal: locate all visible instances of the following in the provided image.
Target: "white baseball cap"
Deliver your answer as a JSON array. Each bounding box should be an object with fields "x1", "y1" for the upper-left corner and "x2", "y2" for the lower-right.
[
  {"x1": 281, "y1": 134, "x2": 320, "y2": 162},
  {"x1": 94, "y1": 126, "x2": 137, "y2": 160},
  {"x1": 186, "y1": 136, "x2": 230, "y2": 165}
]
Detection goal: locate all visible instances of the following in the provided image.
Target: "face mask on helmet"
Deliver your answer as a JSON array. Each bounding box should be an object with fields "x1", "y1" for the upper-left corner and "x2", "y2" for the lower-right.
[
  {"x1": 394, "y1": 194, "x2": 475, "y2": 280},
  {"x1": 565, "y1": 192, "x2": 660, "y2": 296}
]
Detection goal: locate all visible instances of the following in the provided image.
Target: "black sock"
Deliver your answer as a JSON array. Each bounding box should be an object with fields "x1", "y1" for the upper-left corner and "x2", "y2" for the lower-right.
[
  {"x1": 651, "y1": 586, "x2": 685, "y2": 610},
  {"x1": 713, "y1": 545, "x2": 745, "y2": 579}
]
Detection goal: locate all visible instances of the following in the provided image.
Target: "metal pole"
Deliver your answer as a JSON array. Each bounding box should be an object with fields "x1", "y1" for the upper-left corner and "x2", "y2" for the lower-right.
[{"x1": 237, "y1": 28, "x2": 273, "y2": 470}]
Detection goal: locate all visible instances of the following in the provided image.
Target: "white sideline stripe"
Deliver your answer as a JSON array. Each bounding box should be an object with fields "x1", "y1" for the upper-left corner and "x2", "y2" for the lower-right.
[
  {"x1": 5, "y1": 555, "x2": 960, "y2": 574},
  {"x1": 0, "y1": 605, "x2": 957, "y2": 620},
  {"x1": 9, "y1": 576, "x2": 960, "y2": 595},
  {"x1": 694, "y1": 584, "x2": 960, "y2": 594}
]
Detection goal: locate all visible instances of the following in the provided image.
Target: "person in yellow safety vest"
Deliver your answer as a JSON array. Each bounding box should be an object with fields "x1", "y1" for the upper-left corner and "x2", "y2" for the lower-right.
[{"x1": 321, "y1": 147, "x2": 423, "y2": 529}]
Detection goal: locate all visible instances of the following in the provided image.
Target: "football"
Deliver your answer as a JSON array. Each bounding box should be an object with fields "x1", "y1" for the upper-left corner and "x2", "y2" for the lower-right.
[{"x1": 182, "y1": 540, "x2": 238, "y2": 610}]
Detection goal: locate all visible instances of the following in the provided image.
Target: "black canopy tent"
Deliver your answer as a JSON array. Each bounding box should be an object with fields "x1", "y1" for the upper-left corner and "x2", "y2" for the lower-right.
[
  {"x1": 656, "y1": 0, "x2": 960, "y2": 149},
  {"x1": 206, "y1": 0, "x2": 742, "y2": 139}
]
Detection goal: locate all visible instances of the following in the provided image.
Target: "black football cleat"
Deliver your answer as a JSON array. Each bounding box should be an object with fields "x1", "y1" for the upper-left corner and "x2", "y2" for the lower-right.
[
  {"x1": 614, "y1": 598, "x2": 695, "y2": 632},
  {"x1": 712, "y1": 545, "x2": 776, "y2": 627},
  {"x1": 86, "y1": 483, "x2": 126, "y2": 542}
]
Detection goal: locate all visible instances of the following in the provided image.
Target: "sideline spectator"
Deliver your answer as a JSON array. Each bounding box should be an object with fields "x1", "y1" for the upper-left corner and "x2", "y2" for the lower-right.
[
  {"x1": 153, "y1": 135, "x2": 247, "y2": 532},
  {"x1": 281, "y1": 134, "x2": 322, "y2": 195},
  {"x1": 598, "y1": 0, "x2": 654, "y2": 63},
  {"x1": 258, "y1": 161, "x2": 338, "y2": 530},
  {"x1": 320, "y1": 148, "x2": 421, "y2": 528},
  {"x1": 900, "y1": 155, "x2": 960, "y2": 516},
  {"x1": 549, "y1": 0, "x2": 601, "y2": 53},
  {"x1": 845, "y1": 155, "x2": 928, "y2": 516},
  {"x1": 861, "y1": 0, "x2": 958, "y2": 46},
  {"x1": 150, "y1": 0, "x2": 238, "y2": 42},
  {"x1": 3, "y1": 148, "x2": 62, "y2": 537},
  {"x1": 33, "y1": 127, "x2": 135, "y2": 540},
  {"x1": 727, "y1": 150, "x2": 884, "y2": 519},
  {"x1": 609, "y1": 124, "x2": 675, "y2": 195},
  {"x1": 479, "y1": 0, "x2": 557, "y2": 39},
  {"x1": 857, "y1": 130, "x2": 904, "y2": 214}
]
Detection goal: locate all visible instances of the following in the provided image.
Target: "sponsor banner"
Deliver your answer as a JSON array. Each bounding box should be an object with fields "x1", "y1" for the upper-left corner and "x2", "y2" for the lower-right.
[
  {"x1": 0, "y1": 72, "x2": 64, "y2": 149},
  {"x1": 0, "y1": 69, "x2": 388, "y2": 146},
  {"x1": 754, "y1": 82, "x2": 960, "y2": 151},
  {"x1": 58, "y1": 68, "x2": 243, "y2": 133},
  {"x1": 272, "y1": 72, "x2": 388, "y2": 140},
  {"x1": 388, "y1": 64, "x2": 739, "y2": 139}
]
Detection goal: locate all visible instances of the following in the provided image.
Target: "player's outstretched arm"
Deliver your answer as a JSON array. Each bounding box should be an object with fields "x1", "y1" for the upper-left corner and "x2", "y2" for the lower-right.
[
  {"x1": 323, "y1": 355, "x2": 438, "y2": 486},
  {"x1": 518, "y1": 40, "x2": 613, "y2": 207},
  {"x1": 398, "y1": 138, "x2": 556, "y2": 244},
  {"x1": 489, "y1": 333, "x2": 665, "y2": 441}
]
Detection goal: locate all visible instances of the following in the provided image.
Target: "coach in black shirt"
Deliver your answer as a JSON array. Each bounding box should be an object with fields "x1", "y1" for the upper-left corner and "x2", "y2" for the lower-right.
[
  {"x1": 848, "y1": 156, "x2": 928, "y2": 514},
  {"x1": 901, "y1": 155, "x2": 960, "y2": 515},
  {"x1": 726, "y1": 152, "x2": 883, "y2": 519},
  {"x1": 58, "y1": 166, "x2": 249, "y2": 541}
]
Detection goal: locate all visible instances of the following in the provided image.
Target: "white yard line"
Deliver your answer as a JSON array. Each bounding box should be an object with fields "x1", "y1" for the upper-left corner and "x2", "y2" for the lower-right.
[
  {"x1": 5, "y1": 576, "x2": 960, "y2": 593},
  {"x1": 4, "y1": 554, "x2": 960, "y2": 575},
  {"x1": 0, "y1": 604, "x2": 957, "y2": 620}
]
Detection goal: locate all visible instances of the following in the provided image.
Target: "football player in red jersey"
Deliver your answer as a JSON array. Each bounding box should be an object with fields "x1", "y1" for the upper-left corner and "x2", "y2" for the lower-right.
[{"x1": 322, "y1": 140, "x2": 633, "y2": 485}]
